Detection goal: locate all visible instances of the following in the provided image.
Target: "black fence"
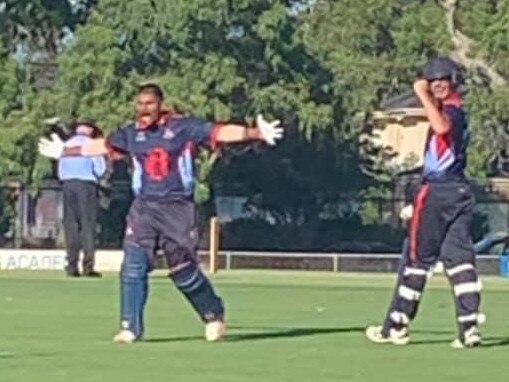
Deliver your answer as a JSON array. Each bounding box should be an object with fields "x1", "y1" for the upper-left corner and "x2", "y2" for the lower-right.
[{"x1": 0, "y1": 181, "x2": 506, "y2": 253}]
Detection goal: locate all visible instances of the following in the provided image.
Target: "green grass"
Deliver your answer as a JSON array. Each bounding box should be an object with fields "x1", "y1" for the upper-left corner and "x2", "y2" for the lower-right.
[{"x1": 1, "y1": 270, "x2": 509, "y2": 382}]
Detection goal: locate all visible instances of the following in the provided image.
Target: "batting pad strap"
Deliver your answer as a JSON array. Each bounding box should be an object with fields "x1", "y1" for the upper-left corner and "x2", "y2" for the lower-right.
[
  {"x1": 403, "y1": 267, "x2": 427, "y2": 277},
  {"x1": 445, "y1": 263, "x2": 475, "y2": 277},
  {"x1": 171, "y1": 264, "x2": 225, "y2": 323},
  {"x1": 458, "y1": 313, "x2": 481, "y2": 323},
  {"x1": 398, "y1": 285, "x2": 421, "y2": 301},
  {"x1": 390, "y1": 311, "x2": 410, "y2": 325},
  {"x1": 454, "y1": 281, "x2": 482, "y2": 296},
  {"x1": 173, "y1": 267, "x2": 201, "y2": 293}
]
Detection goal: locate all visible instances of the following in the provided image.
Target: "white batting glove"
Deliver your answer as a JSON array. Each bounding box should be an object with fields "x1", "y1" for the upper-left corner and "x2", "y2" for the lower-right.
[
  {"x1": 38, "y1": 133, "x2": 64, "y2": 159},
  {"x1": 256, "y1": 114, "x2": 283, "y2": 145},
  {"x1": 399, "y1": 204, "x2": 414, "y2": 221}
]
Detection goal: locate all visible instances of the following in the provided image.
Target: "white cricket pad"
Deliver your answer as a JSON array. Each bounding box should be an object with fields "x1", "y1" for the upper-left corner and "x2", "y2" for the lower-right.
[
  {"x1": 398, "y1": 285, "x2": 421, "y2": 301},
  {"x1": 403, "y1": 267, "x2": 427, "y2": 277},
  {"x1": 445, "y1": 263, "x2": 475, "y2": 277},
  {"x1": 454, "y1": 281, "x2": 482, "y2": 296},
  {"x1": 390, "y1": 311, "x2": 410, "y2": 324}
]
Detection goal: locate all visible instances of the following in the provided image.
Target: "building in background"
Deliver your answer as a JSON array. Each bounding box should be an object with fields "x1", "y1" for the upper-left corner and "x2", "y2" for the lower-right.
[
  {"x1": 370, "y1": 91, "x2": 429, "y2": 171},
  {"x1": 367, "y1": 90, "x2": 509, "y2": 242}
]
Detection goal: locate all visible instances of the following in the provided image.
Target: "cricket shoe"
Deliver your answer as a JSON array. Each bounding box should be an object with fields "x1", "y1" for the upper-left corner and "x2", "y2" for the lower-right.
[
  {"x1": 113, "y1": 330, "x2": 137, "y2": 344},
  {"x1": 365, "y1": 325, "x2": 410, "y2": 345},
  {"x1": 451, "y1": 326, "x2": 482, "y2": 349},
  {"x1": 205, "y1": 320, "x2": 226, "y2": 342}
]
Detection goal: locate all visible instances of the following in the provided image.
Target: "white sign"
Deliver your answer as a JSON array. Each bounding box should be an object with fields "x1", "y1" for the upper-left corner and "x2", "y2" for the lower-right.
[
  {"x1": 0, "y1": 250, "x2": 65, "y2": 271},
  {"x1": 0, "y1": 250, "x2": 124, "y2": 272}
]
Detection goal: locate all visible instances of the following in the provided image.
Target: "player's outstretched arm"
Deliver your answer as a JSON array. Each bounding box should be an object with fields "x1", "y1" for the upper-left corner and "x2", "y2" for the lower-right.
[
  {"x1": 38, "y1": 134, "x2": 109, "y2": 159},
  {"x1": 215, "y1": 114, "x2": 283, "y2": 146}
]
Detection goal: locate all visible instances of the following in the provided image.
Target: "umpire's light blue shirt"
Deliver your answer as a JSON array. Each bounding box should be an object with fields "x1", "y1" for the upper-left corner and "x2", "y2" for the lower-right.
[{"x1": 58, "y1": 135, "x2": 107, "y2": 183}]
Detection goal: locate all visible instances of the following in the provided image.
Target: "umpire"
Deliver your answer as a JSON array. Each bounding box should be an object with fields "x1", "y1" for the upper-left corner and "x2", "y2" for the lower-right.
[{"x1": 58, "y1": 120, "x2": 106, "y2": 277}]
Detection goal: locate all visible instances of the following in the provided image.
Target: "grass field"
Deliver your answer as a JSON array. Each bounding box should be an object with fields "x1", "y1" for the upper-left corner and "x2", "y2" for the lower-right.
[{"x1": 1, "y1": 270, "x2": 509, "y2": 382}]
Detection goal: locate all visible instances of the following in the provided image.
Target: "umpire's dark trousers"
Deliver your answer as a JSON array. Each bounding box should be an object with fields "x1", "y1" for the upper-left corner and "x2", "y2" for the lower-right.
[{"x1": 62, "y1": 180, "x2": 98, "y2": 273}]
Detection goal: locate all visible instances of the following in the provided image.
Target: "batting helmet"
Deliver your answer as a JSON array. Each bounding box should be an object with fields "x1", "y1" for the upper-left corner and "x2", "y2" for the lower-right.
[{"x1": 423, "y1": 56, "x2": 462, "y2": 86}]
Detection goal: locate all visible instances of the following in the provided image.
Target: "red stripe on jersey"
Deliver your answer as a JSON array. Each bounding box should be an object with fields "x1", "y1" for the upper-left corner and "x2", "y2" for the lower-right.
[
  {"x1": 435, "y1": 132, "x2": 451, "y2": 159},
  {"x1": 409, "y1": 184, "x2": 430, "y2": 265},
  {"x1": 185, "y1": 141, "x2": 197, "y2": 156}
]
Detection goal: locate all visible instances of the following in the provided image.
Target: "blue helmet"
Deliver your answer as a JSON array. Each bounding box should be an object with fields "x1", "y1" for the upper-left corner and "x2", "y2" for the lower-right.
[{"x1": 423, "y1": 56, "x2": 462, "y2": 85}]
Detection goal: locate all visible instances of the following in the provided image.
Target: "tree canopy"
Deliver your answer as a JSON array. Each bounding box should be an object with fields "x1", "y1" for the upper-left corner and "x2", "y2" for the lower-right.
[{"x1": 1, "y1": 0, "x2": 508, "y2": 249}]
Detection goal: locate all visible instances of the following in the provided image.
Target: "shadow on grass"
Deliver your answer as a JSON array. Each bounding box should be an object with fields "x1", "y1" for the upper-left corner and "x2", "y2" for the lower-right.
[
  {"x1": 405, "y1": 335, "x2": 509, "y2": 348},
  {"x1": 411, "y1": 329, "x2": 455, "y2": 335},
  {"x1": 478, "y1": 336, "x2": 509, "y2": 348},
  {"x1": 409, "y1": 338, "x2": 453, "y2": 345},
  {"x1": 0, "y1": 351, "x2": 57, "y2": 359},
  {"x1": 145, "y1": 325, "x2": 364, "y2": 343}
]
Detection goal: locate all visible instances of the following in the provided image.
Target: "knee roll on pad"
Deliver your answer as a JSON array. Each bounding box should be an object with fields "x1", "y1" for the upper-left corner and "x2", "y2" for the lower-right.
[
  {"x1": 403, "y1": 274, "x2": 427, "y2": 290},
  {"x1": 121, "y1": 247, "x2": 149, "y2": 279},
  {"x1": 164, "y1": 246, "x2": 197, "y2": 270}
]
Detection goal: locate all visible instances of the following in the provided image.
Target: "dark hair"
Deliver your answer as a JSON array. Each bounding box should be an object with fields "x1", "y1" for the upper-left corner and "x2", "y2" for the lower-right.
[
  {"x1": 70, "y1": 119, "x2": 102, "y2": 138},
  {"x1": 137, "y1": 83, "x2": 164, "y2": 101}
]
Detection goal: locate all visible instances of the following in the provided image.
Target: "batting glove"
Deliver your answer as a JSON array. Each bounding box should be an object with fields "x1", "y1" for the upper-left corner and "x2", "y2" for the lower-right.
[
  {"x1": 38, "y1": 133, "x2": 64, "y2": 159},
  {"x1": 256, "y1": 114, "x2": 283, "y2": 145},
  {"x1": 399, "y1": 204, "x2": 414, "y2": 221}
]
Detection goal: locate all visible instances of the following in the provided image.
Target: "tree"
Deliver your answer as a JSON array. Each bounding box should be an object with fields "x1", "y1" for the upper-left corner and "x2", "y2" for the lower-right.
[
  {"x1": 0, "y1": 40, "x2": 20, "y2": 117},
  {"x1": 0, "y1": 0, "x2": 96, "y2": 56},
  {"x1": 453, "y1": 0, "x2": 509, "y2": 177},
  {"x1": 1, "y1": 0, "x2": 508, "y2": 249}
]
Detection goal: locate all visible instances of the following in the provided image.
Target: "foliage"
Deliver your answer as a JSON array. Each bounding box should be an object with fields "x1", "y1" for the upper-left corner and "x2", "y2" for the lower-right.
[{"x1": 0, "y1": 0, "x2": 508, "y2": 248}]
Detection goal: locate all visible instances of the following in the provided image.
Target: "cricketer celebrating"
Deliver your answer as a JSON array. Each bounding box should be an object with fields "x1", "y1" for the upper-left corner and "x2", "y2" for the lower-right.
[
  {"x1": 366, "y1": 57, "x2": 483, "y2": 349},
  {"x1": 39, "y1": 83, "x2": 283, "y2": 344}
]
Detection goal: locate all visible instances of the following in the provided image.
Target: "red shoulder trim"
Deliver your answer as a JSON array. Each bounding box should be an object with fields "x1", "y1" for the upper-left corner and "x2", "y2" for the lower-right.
[
  {"x1": 105, "y1": 139, "x2": 126, "y2": 161},
  {"x1": 210, "y1": 123, "x2": 225, "y2": 150},
  {"x1": 443, "y1": 92, "x2": 462, "y2": 108}
]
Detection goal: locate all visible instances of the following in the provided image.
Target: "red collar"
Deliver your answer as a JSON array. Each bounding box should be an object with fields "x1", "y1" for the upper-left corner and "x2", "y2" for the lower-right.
[{"x1": 442, "y1": 92, "x2": 462, "y2": 108}]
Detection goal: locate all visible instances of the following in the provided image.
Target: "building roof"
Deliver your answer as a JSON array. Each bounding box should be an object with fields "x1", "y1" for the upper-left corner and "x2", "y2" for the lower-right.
[
  {"x1": 379, "y1": 91, "x2": 421, "y2": 109},
  {"x1": 379, "y1": 85, "x2": 467, "y2": 110}
]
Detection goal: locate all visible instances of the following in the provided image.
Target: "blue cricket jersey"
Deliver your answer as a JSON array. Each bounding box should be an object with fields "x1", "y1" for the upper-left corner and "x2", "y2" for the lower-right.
[
  {"x1": 108, "y1": 114, "x2": 218, "y2": 199},
  {"x1": 422, "y1": 93, "x2": 469, "y2": 182}
]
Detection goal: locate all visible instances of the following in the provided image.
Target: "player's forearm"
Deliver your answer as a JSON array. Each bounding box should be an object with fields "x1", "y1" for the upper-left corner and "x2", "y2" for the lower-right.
[
  {"x1": 61, "y1": 146, "x2": 83, "y2": 156},
  {"x1": 416, "y1": 92, "x2": 451, "y2": 134},
  {"x1": 215, "y1": 124, "x2": 262, "y2": 143},
  {"x1": 62, "y1": 138, "x2": 108, "y2": 156}
]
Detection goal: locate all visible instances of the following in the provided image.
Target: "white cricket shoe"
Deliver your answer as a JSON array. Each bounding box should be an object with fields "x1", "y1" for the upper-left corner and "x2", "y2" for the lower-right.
[
  {"x1": 451, "y1": 326, "x2": 481, "y2": 349},
  {"x1": 205, "y1": 321, "x2": 226, "y2": 342},
  {"x1": 113, "y1": 330, "x2": 137, "y2": 344},
  {"x1": 365, "y1": 325, "x2": 410, "y2": 345}
]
